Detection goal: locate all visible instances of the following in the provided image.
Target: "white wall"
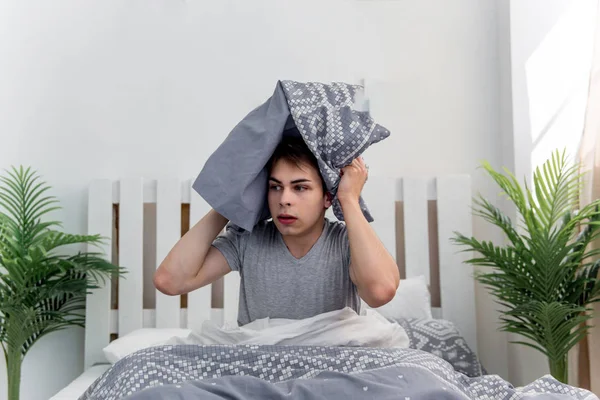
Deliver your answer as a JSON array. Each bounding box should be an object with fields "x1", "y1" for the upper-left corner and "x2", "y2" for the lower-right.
[
  {"x1": 508, "y1": 0, "x2": 597, "y2": 386},
  {"x1": 0, "y1": 1, "x2": 507, "y2": 398}
]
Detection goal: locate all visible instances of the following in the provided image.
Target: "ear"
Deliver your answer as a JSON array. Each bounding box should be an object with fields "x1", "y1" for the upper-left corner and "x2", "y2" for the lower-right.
[{"x1": 324, "y1": 192, "x2": 333, "y2": 209}]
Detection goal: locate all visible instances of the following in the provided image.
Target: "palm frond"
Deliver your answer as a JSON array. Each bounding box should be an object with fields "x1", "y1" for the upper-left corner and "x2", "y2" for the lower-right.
[
  {"x1": 471, "y1": 195, "x2": 527, "y2": 249},
  {"x1": 480, "y1": 161, "x2": 528, "y2": 217},
  {"x1": 501, "y1": 302, "x2": 592, "y2": 361},
  {"x1": 530, "y1": 149, "x2": 583, "y2": 232},
  {"x1": 35, "y1": 231, "x2": 105, "y2": 253},
  {"x1": 0, "y1": 167, "x2": 62, "y2": 252}
]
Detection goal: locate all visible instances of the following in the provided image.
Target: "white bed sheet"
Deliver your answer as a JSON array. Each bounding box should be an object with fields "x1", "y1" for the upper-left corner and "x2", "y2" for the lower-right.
[
  {"x1": 50, "y1": 364, "x2": 110, "y2": 400},
  {"x1": 169, "y1": 307, "x2": 410, "y2": 348}
]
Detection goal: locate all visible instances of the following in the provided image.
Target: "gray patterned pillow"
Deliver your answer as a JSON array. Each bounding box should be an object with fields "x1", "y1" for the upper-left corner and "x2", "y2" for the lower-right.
[
  {"x1": 394, "y1": 318, "x2": 486, "y2": 377},
  {"x1": 193, "y1": 80, "x2": 390, "y2": 232},
  {"x1": 280, "y1": 80, "x2": 391, "y2": 223}
]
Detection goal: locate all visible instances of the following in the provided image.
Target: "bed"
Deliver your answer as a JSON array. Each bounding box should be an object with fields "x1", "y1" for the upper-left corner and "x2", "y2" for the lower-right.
[{"x1": 50, "y1": 175, "x2": 597, "y2": 400}]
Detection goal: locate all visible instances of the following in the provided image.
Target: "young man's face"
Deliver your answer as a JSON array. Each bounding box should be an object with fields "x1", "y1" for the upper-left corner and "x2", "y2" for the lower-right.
[{"x1": 268, "y1": 158, "x2": 331, "y2": 238}]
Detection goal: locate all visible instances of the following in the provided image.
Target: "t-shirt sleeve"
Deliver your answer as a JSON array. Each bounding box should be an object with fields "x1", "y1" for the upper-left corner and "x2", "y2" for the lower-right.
[{"x1": 211, "y1": 223, "x2": 248, "y2": 272}]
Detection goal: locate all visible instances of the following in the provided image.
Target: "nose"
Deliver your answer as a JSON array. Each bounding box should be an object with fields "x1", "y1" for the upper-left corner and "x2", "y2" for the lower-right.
[{"x1": 279, "y1": 188, "x2": 293, "y2": 207}]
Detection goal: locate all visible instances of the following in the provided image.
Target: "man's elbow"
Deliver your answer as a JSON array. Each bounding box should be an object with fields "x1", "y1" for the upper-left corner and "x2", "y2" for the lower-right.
[
  {"x1": 153, "y1": 268, "x2": 181, "y2": 296},
  {"x1": 364, "y1": 282, "x2": 397, "y2": 308}
]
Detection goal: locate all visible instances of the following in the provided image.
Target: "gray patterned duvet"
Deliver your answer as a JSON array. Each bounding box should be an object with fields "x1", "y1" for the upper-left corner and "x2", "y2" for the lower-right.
[
  {"x1": 395, "y1": 317, "x2": 484, "y2": 377},
  {"x1": 80, "y1": 344, "x2": 597, "y2": 400}
]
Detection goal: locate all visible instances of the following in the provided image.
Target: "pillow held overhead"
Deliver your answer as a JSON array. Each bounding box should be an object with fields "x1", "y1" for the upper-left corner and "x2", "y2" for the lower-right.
[{"x1": 192, "y1": 80, "x2": 391, "y2": 232}]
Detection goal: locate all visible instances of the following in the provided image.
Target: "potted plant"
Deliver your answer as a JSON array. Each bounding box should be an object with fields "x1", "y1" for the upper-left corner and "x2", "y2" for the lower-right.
[
  {"x1": 0, "y1": 166, "x2": 123, "y2": 400},
  {"x1": 453, "y1": 149, "x2": 600, "y2": 384}
]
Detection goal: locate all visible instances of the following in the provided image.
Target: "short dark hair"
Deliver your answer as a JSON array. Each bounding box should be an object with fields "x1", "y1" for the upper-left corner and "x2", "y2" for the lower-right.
[{"x1": 267, "y1": 132, "x2": 327, "y2": 193}]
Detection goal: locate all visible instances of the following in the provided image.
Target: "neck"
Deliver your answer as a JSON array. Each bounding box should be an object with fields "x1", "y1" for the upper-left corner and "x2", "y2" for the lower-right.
[{"x1": 281, "y1": 218, "x2": 326, "y2": 259}]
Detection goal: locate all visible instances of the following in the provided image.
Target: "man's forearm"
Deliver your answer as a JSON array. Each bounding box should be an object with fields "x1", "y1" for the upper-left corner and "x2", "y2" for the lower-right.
[
  {"x1": 156, "y1": 209, "x2": 228, "y2": 286},
  {"x1": 339, "y1": 196, "x2": 400, "y2": 307}
]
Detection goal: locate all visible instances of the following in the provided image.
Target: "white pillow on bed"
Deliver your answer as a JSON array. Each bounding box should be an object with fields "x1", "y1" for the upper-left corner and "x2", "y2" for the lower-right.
[
  {"x1": 362, "y1": 275, "x2": 432, "y2": 320},
  {"x1": 103, "y1": 328, "x2": 191, "y2": 364}
]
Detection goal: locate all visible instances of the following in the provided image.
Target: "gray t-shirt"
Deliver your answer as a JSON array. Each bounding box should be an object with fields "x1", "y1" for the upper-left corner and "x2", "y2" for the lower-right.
[{"x1": 212, "y1": 218, "x2": 361, "y2": 326}]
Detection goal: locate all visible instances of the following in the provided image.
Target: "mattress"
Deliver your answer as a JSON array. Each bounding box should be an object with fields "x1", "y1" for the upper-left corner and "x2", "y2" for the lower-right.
[{"x1": 50, "y1": 364, "x2": 110, "y2": 400}]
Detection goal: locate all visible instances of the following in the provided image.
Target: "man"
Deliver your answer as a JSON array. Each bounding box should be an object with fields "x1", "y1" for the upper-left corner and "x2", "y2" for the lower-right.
[{"x1": 154, "y1": 135, "x2": 399, "y2": 326}]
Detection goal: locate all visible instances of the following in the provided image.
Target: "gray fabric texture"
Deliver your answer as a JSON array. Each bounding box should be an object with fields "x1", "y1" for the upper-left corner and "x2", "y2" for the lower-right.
[
  {"x1": 395, "y1": 318, "x2": 485, "y2": 377},
  {"x1": 192, "y1": 80, "x2": 390, "y2": 232},
  {"x1": 79, "y1": 344, "x2": 598, "y2": 400},
  {"x1": 212, "y1": 218, "x2": 361, "y2": 326}
]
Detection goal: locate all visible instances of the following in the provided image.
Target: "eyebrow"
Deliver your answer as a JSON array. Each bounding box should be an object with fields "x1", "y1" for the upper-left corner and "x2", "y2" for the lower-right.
[{"x1": 269, "y1": 177, "x2": 312, "y2": 184}]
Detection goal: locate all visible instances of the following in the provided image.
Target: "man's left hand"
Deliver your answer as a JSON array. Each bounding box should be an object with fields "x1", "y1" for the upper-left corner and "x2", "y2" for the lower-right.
[{"x1": 337, "y1": 157, "x2": 368, "y2": 204}]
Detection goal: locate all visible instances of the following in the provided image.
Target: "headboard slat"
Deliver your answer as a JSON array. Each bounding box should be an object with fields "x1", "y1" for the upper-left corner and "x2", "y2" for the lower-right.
[
  {"x1": 187, "y1": 188, "x2": 213, "y2": 330},
  {"x1": 118, "y1": 178, "x2": 145, "y2": 336},
  {"x1": 402, "y1": 178, "x2": 431, "y2": 283},
  {"x1": 85, "y1": 179, "x2": 113, "y2": 368},
  {"x1": 156, "y1": 179, "x2": 183, "y2": 328},
  {"x1": 436, "y1": 175, "x2": 478, "y2": 352}
]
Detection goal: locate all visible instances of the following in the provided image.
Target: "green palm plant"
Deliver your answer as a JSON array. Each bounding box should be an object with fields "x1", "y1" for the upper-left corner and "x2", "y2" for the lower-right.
[
  {"x1": 0, "y1": 166, "x2": 123, "y2": 400},
  {"x1": 453, "y1": 149, "x2": 600, "y2": 384}
]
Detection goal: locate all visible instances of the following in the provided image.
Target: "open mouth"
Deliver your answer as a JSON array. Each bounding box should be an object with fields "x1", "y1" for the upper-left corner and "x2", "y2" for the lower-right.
[{"x1": 277, "y1": 215, "x2": 298, "y2": 225}]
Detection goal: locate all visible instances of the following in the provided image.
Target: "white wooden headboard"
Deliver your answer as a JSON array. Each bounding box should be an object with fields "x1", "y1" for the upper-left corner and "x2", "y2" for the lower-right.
[{"x1": 84, "y1": 175, "x2": 477, "y2": 369}]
